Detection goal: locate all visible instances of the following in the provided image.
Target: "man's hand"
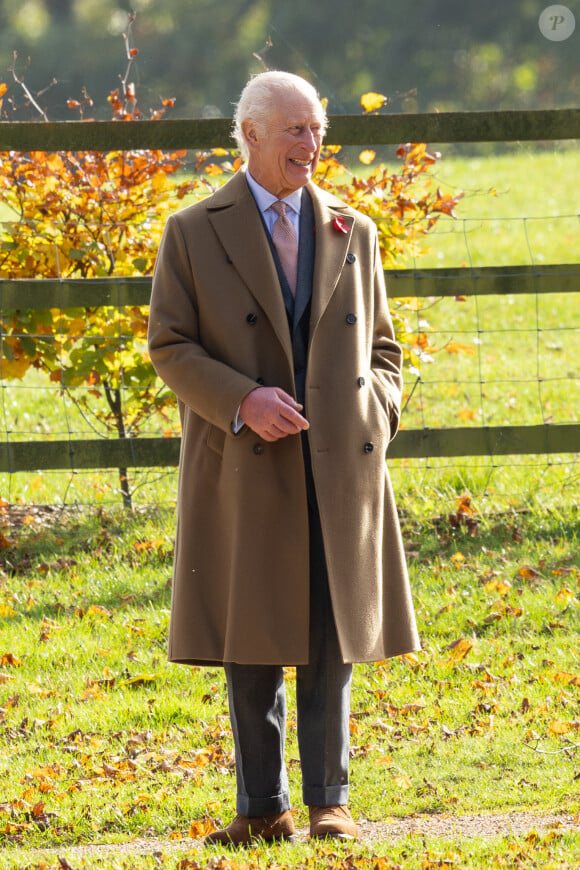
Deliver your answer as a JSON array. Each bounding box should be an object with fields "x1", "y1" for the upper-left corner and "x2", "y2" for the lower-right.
[{"x1": 240, "y1": 387, "x2": 309, "y2": 442}]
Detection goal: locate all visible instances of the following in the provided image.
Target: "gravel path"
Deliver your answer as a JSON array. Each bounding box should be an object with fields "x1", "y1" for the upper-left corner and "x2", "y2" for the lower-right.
[{"x1": 21, "y1": 811, "x2": 579, "y2": 861}]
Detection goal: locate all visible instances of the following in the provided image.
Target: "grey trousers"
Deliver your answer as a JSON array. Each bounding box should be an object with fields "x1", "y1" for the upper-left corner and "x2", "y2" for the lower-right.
[{"x1": 224, "y1": 509, "x2": 353, "y2": 816}]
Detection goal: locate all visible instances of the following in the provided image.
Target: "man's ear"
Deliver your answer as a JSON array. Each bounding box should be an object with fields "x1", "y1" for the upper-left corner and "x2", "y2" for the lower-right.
[{"x1": 241, "y1": 119, "x2": 259, "y2": 151}]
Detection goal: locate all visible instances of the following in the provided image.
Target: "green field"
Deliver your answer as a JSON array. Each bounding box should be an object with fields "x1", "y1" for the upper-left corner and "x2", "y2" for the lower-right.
[{"x1": 394, "y1": 144, "x2": 580, "y2": 268}]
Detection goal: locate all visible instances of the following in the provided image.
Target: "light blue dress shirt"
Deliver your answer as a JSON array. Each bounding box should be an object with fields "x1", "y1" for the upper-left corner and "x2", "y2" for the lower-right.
[{"x1": 245, "y1": 170, "x2": 302, "y2": 243}]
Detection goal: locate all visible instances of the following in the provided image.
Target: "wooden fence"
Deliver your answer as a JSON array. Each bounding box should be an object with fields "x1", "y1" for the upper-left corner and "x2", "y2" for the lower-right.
[{"x1": 1, "y1": 110, "x2": 579, "y2": 474}]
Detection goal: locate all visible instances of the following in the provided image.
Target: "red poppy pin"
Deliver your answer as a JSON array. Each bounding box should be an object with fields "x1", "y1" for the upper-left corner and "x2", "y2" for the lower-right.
[{"x1": 333, "y1": 216, "x2": 350, "y2": 234}]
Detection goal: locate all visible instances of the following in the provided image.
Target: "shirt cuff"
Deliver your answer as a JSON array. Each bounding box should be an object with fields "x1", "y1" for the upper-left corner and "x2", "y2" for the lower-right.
[{"x1": 231, "y1": 406, "x2": 245, "y2": 435}]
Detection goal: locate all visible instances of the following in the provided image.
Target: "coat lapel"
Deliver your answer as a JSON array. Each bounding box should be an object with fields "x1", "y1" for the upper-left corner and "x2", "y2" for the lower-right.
[
  {"x1": 206, "y1": 175, "x2": 354, "y2": 362},
  {"x1": 206, "y1": 172, "x2": 293, "y2": 364},
  {"x1": 308, "y1": 182, "x2": 354, "y2": 334}
]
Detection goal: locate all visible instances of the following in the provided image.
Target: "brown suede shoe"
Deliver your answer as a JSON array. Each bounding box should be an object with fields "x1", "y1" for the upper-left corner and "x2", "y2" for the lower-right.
[
  {"x1": 309, "y1": 805, "x2": 359, "y2": 839},
  {"x1": 204, "y1": 810, "x2": 296, "y2": 845}
]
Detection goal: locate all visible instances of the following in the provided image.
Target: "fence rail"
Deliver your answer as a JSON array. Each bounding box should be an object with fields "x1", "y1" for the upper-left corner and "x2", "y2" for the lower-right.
[
  {"x1": 1, "y1": 110, "x2": 579, "y2": 476},
  {"x1": 0, "y1": 421, "x2": 578, "y2": 475},
  {"x1": 1, "y1": 109, "x2": 580, "y2": 151},
  {"x1": 1, "y1": 265, "x2": 580, "y2": 312}
]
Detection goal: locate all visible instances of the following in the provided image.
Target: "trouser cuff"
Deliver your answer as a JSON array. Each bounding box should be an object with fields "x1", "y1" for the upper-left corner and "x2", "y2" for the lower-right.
[
  {"x1": 236, "y1": 791, "x2": 291, "y2": 816},
  {"x1": 302, "y1": 784, "x2": 349, "y2": 807}
]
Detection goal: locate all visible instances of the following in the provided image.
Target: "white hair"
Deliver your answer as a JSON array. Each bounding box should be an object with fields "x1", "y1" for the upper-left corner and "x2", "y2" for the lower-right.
[{"x1": 232, "y1": 71, "x2": 327, "y2": 160}]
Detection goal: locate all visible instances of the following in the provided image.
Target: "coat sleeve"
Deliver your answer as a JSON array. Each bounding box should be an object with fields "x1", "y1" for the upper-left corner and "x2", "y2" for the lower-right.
[
  {"x1": 147, "y1": 212, "x2": 258, "y2": 432},
  {"x1": 368, "y1": 229, "x2": 404, "y2": 440}
]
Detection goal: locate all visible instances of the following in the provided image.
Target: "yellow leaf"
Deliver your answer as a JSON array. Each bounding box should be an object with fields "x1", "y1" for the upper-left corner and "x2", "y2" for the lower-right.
[
  {"x1": 359, "y1": 150, "x2": 376, "y2": 165},
  {"x1": 27, "y1": 682, "x2": 57, "y2": 698},
  {"x1": 549, "y1": 720, "x2": 572, "y2": 735},
  {"x1": 188, "y1": 818, "x2": 217, "y2": 838},
  {"x1": 85, "y1": 604, "x2": 112, "y2": 619},
  {"x1": 81, "y1": 685, "x2": 105, "y2": 701},
  {"x1": 445, "y1": 341, "x2": 476, "y2": 355},
  {"x1": 443, "y1": 637, "x2": 473, "y2": 663},
  {"x1": 375, "y1": 755, "x2": 394, "y2": 765},
  {"x1": 134, "y1": 793, "x2": 151, "y2": 806},
  {"x1": 0, "y1": 604, "x2": 17, "y2": 618},
  {"x1": 392, "y1": 773, "x2": 412, "y2": 789},
  {"x1": 0, "y1": 653, "x2": 23, "y2": 667},
  {"x1": 0, "y1": 355, "x2": 31, "y2": 379},
  {"x1": 30, "y1": 765, "x2": 62, "y2": 781},
  {"x1": 518, "y1": 565, "x2": 542, "y2": 580},
  {"x1": 554, "y1": 586, "x2": 574, "y2": 604},
  {"x1": 553, "y1": 672, "x2": 580, "y2": 686},
  {"x1": 66, "y1": 318, "x2": 87, "y2": 335},
  {"x1": 398, "y1": 296, "x2": 423, "y2": 311},
  {"x1": 361, "y1": 92, "x2": 387, "y2": 112}
]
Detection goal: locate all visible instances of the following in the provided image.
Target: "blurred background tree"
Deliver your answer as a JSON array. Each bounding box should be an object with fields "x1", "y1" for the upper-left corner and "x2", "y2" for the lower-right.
[{"x1": 0, "y1": 0, "x2": 577, "y2": 122}]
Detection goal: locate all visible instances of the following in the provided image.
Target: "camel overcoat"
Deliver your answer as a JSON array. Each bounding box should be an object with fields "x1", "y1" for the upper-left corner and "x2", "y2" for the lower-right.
[{"x1": 147, "y1": 171, "x2": 420, "y2": 666}]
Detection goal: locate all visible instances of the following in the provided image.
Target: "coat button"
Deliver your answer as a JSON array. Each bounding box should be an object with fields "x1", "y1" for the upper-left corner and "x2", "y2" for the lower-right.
[
  {"x1": 357, "y1": 376, "x2": 366, "y2": 388},
  {"x1": 253, "y1": 443, "x2": 264, "y2": 455},
  {"x1": 345, "y1": 313, "x2": 357, "y2": 325},
  {"x1": 256, "y1": 377, "x2": 265, "y2": 386},
  {"x1": 246, "y1": 313, "x2": 258, "y2": 325},
  {"x1": 363, "y1": 442, "x2": 374, "y2": 453},
  {"x1": 346, "y1": 252, "x2": 356, "y2": 264}
]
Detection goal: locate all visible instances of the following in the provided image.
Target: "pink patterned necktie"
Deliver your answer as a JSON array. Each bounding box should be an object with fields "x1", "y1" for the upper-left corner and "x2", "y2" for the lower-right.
[{"x1": 271, "y1": 200, "x2": 298, "y2": 296}]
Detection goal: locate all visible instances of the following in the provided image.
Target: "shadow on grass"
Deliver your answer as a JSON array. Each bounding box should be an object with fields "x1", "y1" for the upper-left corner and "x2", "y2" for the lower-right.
[
  {"x1": 403, "y1": 504, "x2": 580, "y2": 564},
  {"x1": 0, "y1": 504, "x2": 174, "y2": 623}
]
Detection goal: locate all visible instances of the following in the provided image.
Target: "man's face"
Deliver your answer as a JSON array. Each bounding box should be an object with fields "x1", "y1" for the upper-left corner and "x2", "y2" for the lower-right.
[{"x1": 243, "y1": 92, "x2": 324, "y2": 199}]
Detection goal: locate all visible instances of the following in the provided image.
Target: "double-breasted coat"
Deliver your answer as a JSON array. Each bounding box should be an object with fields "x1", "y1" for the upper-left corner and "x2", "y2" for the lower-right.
[{"x1": 147, "y1": 170, "x2": 420, "y2": 666}]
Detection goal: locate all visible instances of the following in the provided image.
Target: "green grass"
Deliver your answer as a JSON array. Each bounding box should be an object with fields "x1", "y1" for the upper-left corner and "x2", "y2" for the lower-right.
[
  {"x1": 0, "y1": 506, "x2": 578, "y2": 868},
  {"x1": 394, "y1": 144, "x2": 580, "y2": 268},
  {"x1": 2, "y1": 833, "x2": 580, "y2": 870}
]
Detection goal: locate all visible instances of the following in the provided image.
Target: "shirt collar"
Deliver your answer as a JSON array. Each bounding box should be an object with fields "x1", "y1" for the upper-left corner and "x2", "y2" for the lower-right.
[{"x1": 245, "y1": 169, "x2": 303, "y2": 217}]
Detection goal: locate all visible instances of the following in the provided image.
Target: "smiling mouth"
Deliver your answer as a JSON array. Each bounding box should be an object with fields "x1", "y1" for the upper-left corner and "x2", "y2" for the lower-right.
[{"x1": 290, "y1": 158, "x2": 311, "y2": 167}]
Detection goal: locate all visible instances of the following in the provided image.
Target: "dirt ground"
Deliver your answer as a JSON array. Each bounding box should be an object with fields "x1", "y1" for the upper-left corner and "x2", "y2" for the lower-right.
[{"x1": 22, "y1": 811, "x2": 579, "y2": 862}]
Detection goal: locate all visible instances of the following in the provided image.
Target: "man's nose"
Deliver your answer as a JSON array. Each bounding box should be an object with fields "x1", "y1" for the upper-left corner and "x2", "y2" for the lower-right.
[{"x1": 300, "y1": 127, "x2": 318, "y2": 149}]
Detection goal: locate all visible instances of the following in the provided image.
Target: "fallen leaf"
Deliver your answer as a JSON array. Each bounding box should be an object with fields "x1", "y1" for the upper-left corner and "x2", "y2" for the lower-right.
[
  {"x1": 554, "y1": 586, "x2": 574, "y2": 604},
  {"x1": 188, "y1": 817, "x2": 217, "y2": 838},
  {"x1": 442, "y1": 638, "x2": 473, "y2": 662}
]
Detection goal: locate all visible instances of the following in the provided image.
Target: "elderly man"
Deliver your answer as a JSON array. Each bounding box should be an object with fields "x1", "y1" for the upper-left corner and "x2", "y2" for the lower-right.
[{"x1": 147, "y1": 70, "x2": 419, "y2": 844}]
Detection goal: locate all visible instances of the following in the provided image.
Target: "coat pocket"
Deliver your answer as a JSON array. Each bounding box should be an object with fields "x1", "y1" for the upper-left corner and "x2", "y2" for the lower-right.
[{"x1": 206, "y1": 424, "x2": 225, "y2": 457}]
